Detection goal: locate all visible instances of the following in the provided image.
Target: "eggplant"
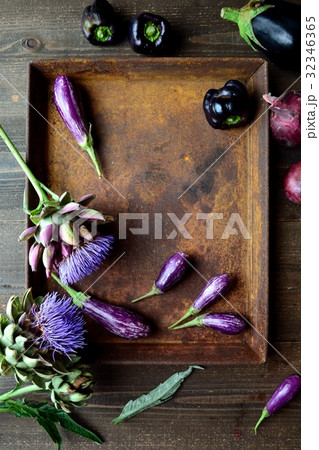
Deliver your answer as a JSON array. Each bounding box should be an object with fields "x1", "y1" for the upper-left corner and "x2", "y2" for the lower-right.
[
  {"x1": 128, "y1": 12, "x2": 172, "y2": 55},
  {"x1": 254, "y1": 374, "x2": 301, "y2": 433},
  {"x1": 83, "y1": 298, "x2": 151, "y2": 339},
  {"x1": 53, "y1": 75, "x2": 102, "y2": 178},
  {"x1": 221, "y1": 0, "x2": 301, "y2": 70},
  {"x1": 169, "y1": 273, "x2": 231, "y2": 329},
  {"x1": 81, "y1": 0, "x2": 123, "y2": 46},
  {"x1": 131, "y1": 252, "x2": 189, "y2": 303},
  {"x1": 203, "y1": 80, "x2": 250, "y2": 130},
  {"x1": 171, "y1": 313, "x2": 247, "y2": 334}
]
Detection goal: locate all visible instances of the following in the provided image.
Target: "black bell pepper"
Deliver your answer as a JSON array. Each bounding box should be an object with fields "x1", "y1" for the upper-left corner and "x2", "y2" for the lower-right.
[
  {"x1": 203, "y1": 80, "x2": 250, "y2": 130},
  {"x1": 81, "y1": 0, "x2": 122, "y2": 46},
  {"x1": 128, "y1": 12, "x2": 172, "y2": 55},
  {"x1": 220, "y1": 0, "x2": 301, "y2": 71}
]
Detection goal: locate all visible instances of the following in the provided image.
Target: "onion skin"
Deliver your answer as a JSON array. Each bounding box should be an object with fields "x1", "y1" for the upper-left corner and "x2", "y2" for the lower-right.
[
  {"x1": 172, "y1": 313, "x2": 246, "y2": 335},
  {"x1": 263, "y1": 91, "x2": 301, "y2": 147},
  {"x1": 169, "y1": 274, "x2": 231, "y2": 329},
  {"x1": 131, "y1": 252, "x2": 189, "y2": 303},
  {"x1": 254, "y1": 374, "x2": 301, "y2": 434},
  {"x1": 83, "y1": 298, "x2": 151, "y2": 339},
  {"x1": 283, "y1": 161, "x2": 301, "y2": 204}
]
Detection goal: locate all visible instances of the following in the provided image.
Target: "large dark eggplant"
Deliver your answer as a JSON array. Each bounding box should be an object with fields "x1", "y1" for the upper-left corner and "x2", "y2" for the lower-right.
[{"x1": 221, "y1": 0, "x2": 301, "y2": 70}]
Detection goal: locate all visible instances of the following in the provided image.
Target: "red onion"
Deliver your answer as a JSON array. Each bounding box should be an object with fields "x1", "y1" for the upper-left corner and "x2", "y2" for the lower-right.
[
  {"x1": 263, "y1": 91, "x2": 301, "y2": 147},
  {"x1": 283, "y1": 161, "x2": 301, "y2": 204}
]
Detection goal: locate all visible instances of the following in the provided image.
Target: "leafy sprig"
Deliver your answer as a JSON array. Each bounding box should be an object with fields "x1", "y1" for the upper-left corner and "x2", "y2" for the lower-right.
[
  {"x1": 0, "y1": 399, "x2": 102, "y2": 449},
  {"x1": 111, "y1": 365, "x2": 204, "y2": 424}
]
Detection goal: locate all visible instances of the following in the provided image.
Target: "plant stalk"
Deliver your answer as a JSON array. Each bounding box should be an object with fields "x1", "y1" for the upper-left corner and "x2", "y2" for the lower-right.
[
  {"x1": 0, "y1": 124, "x2": 49, "y2": 208},
  {"x1": 0, "y1": 384, "x2": 45, "y2": 402}
]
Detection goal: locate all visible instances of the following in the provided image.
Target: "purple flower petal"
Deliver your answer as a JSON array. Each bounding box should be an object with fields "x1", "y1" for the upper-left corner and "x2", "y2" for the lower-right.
[
  {"x1": 18, "y1": 225, "x2": 37, "y2": 242},
  {"x1": 58, "y1": 235, "x2": 114, "y2": 285},
  {"x1": 29, "y1": 242, "x2": 43, "y2": 272},
  {"x1": 77, "y1": 194, "x2": 95, "y2": 206},
  {"x1": 39, "y1": 223, "x2": 55, "y2": 247},
  {"x1": 30, "y1": 292, "x2": 86, "y2": 359}
]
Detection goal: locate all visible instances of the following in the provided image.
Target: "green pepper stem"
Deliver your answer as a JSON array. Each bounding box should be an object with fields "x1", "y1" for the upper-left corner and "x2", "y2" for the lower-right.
[
  {"x1": 0, "y1": 124, "x2": 50, "y2": 211},
  {"x1": 220, "y1": 7, "x2": 241, "y2": 24},
  {"x1": 254, "y1": 407, "x2": 270, "y2": 434},
  {"x1": 51, "y1": 273, "x2": 89, "y2": 308},
  {"x1": 94, "y1": 26, "x2": 112, "y2": 43},
  {"x1": 168, "y1": 307, "x2": 198, "y2": 329},
  {"x1": 131, "y1": 284, "x2": 162, "y2": 303},
  {"x1": 0, "y1": 384, "x2": 45, "y2": 402}
]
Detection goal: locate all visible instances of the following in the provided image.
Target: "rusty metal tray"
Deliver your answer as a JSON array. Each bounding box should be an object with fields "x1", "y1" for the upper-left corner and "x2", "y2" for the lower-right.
[{"x1": 27, "y1": 57, "x2": 268, "y2": 365}]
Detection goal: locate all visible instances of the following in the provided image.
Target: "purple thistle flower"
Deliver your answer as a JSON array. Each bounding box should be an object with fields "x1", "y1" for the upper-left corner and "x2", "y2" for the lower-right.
[
  {"x1": 58, "y1": 235, "x2": 114, "y2": 285},
  {"x1": 30, "y1": 292, "x2": 86, "y2": 359}
]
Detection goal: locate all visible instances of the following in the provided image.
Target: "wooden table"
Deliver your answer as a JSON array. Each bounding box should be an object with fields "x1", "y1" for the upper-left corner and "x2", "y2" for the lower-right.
[{"x1": 0, "y1": 1, "x2": 301, "y2": 448}]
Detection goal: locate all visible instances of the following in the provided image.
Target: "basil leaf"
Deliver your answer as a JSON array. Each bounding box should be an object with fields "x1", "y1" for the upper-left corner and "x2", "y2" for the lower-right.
[{"x1": 111, "y1": 365, "x2": 204, "y2": 424}]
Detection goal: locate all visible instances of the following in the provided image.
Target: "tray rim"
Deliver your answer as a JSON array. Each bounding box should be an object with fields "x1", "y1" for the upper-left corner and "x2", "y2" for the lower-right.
[{"x1": 25, "y1": 56, "x2": 269, "y2": 365}]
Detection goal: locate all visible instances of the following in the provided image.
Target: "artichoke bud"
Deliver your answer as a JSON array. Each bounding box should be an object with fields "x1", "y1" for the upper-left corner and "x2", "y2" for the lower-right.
[
  {"x1": 0, "y1": 292, "x2": 82, "y2": 386},
  {"x1": 48, "y1": 365, "x2": 94, "y2": 411}
]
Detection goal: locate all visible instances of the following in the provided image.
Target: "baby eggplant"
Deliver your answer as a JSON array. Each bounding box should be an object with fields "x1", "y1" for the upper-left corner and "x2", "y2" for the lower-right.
[
  {"x1": 221, "y1": 0, "x2": 301, "y2": 71},
  {"x1": 128, "y1": 12, "x2": 172, "y2": 55},
  {"x1": 171, "y1": 312, "x2": 246, "y2": 335},
  {"x1": 81, "y1": 0, "x2": 123, "y2": 46},
  {"x1": 53, "y1": 75, "x2": 102, "y2": 177},
  {"x1": 203, "y1": 80, "x2": 250, "y2": 130},
  {"x1": 169, "y1": 273, "x2": 231, "y2": 329},
  {"x1": 131, "y1": 252, "x2": 189, "y2": 303},
  {"x1": 83, "y1": 298, "x2": 151, "y2": 339},
  {"x1": 254, "y1": 374, "x2": 301, "y2": 433}
]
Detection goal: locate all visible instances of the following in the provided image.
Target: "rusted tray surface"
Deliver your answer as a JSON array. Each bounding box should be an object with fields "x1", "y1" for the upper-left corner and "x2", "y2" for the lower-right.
[{"x1": 27, "y1": 57, "x2": 268, "y2": 364}]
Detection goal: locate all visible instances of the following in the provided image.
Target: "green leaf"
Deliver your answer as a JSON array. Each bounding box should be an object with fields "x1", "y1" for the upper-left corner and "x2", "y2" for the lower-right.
[
  {"x1": 0, "y1": 399, "x2": 102, "y2": 448},
  {"x1": 111, "y1": 365, "x2": 204, "y2": 424},
  {"x1": 57, "y1": 410, "x2": 102, "y2": 444},
  {"x1": 36, "y1": 417, "x2": 62, "y2": 450}
]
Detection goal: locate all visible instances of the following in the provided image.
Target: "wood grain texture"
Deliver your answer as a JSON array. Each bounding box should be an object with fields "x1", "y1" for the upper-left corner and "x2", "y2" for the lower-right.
[{"x1": 0, "y1": 0, "x2": 300, "y2": 448}]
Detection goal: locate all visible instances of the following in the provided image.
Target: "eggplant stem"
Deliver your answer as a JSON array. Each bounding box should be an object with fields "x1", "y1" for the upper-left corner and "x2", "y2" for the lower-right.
[
  {"x1": 131, "y1": 284, "x2": 162, "y2": 303},
  {"x1": 168, "y1": 307, "x2": 198, "y2": 329},
  {"x1": 51, "y1": 272, "x2": 90, "y2": 308},
  {"x1": 80, "y1": 124, "x2": 102, "y2": 178},
  {"x1": 170, "y1": 315, "x2": 204, "y2": 330},
  {"x1": 254, "y1": 407, "x2": 270, "y2": 434}
]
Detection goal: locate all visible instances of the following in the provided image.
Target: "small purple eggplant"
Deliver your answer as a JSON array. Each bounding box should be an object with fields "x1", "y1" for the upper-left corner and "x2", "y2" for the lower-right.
[
  {"x1": 53, "y1": 75, "x2": 102, "y2": 178},
  {"x1": 83, "y1": 298, "x2": 151, "y2": 339},
  {"x1": 254, "y1": 374, "x2": 301, "y2": 434},
  {"x1": 171, "y1": 312, "x2": 246, "y2": 335},
  {"x1": 131, "y1": 252, "x2": 189, "y2": 303},
  {"x1": 169, "y1": 273, "x2": 230, "y2": 329}
]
